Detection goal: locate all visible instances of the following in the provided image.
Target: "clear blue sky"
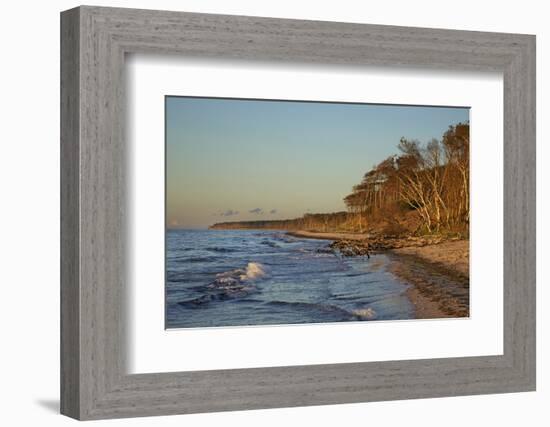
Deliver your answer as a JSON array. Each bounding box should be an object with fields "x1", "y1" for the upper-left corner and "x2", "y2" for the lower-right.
[{"x1": 166, "y1": 96, "x2": 469, "y2": 229}]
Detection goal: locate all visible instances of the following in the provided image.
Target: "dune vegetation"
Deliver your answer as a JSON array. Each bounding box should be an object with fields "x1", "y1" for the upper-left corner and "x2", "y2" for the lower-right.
[{"x1": 211, "y1": 122, "x2": 470, "y2": 238}]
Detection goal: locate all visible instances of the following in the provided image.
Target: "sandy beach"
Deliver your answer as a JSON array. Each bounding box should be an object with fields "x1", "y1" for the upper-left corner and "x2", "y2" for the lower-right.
[
  {"x1": 389, "y1": 241, "x2": 469, "y2": 318},
  {"x1": 288, "y1": 230, "x2": 469, "y2": 319}
]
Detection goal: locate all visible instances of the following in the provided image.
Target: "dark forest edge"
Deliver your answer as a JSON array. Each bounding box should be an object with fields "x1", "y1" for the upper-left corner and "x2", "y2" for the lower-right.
[{"x1": 210, "y1": 122, "x2": 470, "y2": 245}]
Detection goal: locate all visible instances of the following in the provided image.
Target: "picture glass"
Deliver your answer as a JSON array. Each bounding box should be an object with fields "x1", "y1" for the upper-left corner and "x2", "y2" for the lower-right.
[{"x1": 165, "y1": 96, "x2": 470, "y2": 329}]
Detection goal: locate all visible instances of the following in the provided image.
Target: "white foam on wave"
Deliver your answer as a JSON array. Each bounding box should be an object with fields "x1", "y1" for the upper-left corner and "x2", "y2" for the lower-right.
[
  {"x1": 213, "y1": 262, "x2": 268, "y2": 287},
  {"x1": 239, "y1": 262, "x2": 267, "y2": 281},
  {"x1": 352, "y1": 307, "x2": 377, "y2": 320}
]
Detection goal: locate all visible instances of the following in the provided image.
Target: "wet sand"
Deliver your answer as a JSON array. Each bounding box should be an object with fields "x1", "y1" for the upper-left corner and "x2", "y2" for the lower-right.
[{"x1": 389, "y1": 241, "x2": 469, "y2": 319}]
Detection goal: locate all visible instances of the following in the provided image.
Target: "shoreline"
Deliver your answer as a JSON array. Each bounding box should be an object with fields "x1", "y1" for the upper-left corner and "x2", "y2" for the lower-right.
[
  {"x1": 388, "y1": 244, "x2": 469, "y2": 318},
  {"x1": 287, "y1": 230, "x2": 469, "y2": 319},
  {"x1": 286, "y1": 230, "x2": 371, "y2": 241}
]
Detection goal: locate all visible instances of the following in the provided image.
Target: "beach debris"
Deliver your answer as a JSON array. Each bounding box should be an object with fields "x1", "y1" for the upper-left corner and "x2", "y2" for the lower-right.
[
  {"x1": 329, "y1": 239, "x2": 371, "y2": 257},
  {"x1": 327, "y1": 234, "x2": 459, "y2": 257},
  {"x1": 315, "y1": 247, "x2": 334, "y2": 254}
]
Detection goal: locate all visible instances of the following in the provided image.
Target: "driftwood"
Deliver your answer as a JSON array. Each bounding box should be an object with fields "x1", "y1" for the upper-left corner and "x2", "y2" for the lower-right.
[
  {"x1": 328, "y1": 235, "x2": 460, "y2": 257},
  {"x1": 329, "y1": 240, "x2": 371, "y2": 257}
]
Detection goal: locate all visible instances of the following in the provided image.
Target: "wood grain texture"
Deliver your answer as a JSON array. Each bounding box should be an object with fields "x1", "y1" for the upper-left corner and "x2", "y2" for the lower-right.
[
  {"x1": 60, "y1": 7, "x2": 80, "y2": 419},
  {"x1": 60, "y1": 5, "x2": 536, "y2": 420}
]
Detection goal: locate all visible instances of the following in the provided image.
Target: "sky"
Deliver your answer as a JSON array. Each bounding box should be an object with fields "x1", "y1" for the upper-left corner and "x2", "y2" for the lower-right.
[{"x1": 166, "y1": 96, "x2": 469, "y2": 229}]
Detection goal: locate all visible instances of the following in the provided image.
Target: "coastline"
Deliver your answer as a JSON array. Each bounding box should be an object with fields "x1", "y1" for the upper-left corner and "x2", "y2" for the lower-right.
[
  {"x1": 287, "y1": 230, "x2": 371, "y2": 241},
  {"x1": 389, "y1": 241, "x2": 469, "y2": 318},
  {"x1": 287, "y1": 230, "x2": 469, "y2": 319}
]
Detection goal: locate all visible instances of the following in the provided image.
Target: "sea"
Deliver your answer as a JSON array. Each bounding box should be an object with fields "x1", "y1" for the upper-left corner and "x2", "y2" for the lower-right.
[{"x1": 166, "y1": 229, "x2": 414, "y2": 329}]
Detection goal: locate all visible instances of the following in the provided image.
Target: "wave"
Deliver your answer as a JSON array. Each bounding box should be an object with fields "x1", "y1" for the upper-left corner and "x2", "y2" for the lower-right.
[
  {"x1": 206, "y1": 246, "x2": 238, "y2": 253},
  {"x1": 213, "y1": 262, "x2": 268, "y2": 284},
  {"x1": 177, "y1": 262, "x2": 268, "y2": 309},
  {"x1": 351, "y1": 307, "x2": 377, "y2": 320},
  {"x1": 181, "y1": 256, "x2": 218, "y2": 263},
  {"x1": 244, "y1": 262, "x2": 268, "y2": 280},
  {"x1": 266, "y1": 300, "x2": 377, "y2": 321},
  {"x1": 272, "y1": 233, "x2": 299, "y2": 243},
  {"x1": 266, "y1": 300, "x2": 349, "y2": 316},
  {"x1": 260, "y1": 239, "x2": 280, "y2": 248}
]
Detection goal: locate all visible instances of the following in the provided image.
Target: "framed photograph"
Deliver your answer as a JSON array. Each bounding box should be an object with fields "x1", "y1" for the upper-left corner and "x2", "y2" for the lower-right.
[
  {"x1": 60, "y1": 6, "x2": 535, "y2": 420},
  {"x1": 164, "y1": 97, "x2": 470, "y2": 329}
]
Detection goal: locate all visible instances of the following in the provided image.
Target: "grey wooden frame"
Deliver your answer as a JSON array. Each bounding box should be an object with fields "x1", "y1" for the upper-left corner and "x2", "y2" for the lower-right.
[{"x1": 60, "y1": 5, "x2": 536, "y2": 420}]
